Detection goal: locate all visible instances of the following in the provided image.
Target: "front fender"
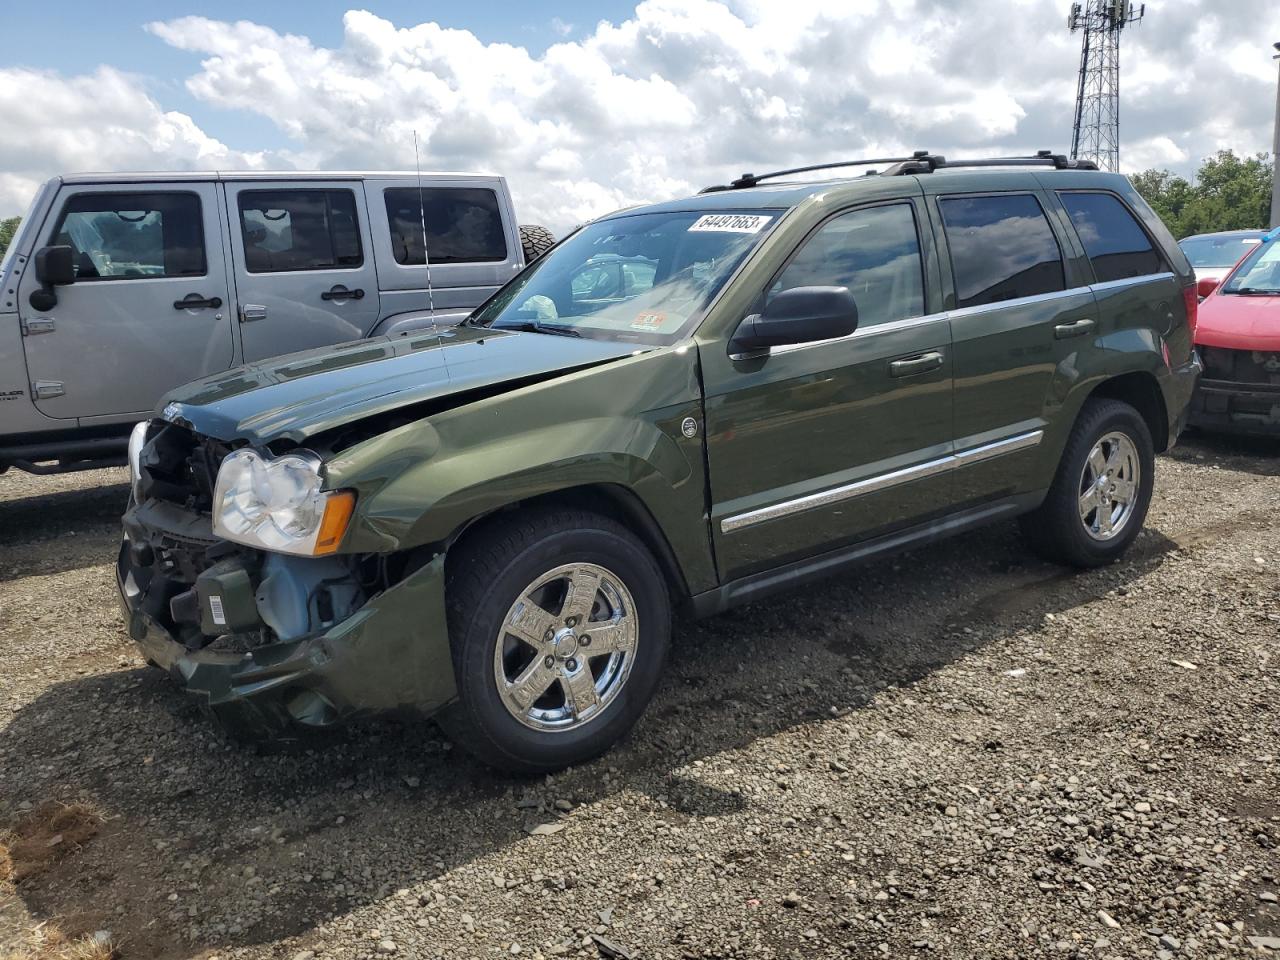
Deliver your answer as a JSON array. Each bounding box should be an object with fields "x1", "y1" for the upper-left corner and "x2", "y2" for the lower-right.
[{"x1": 325, "y1": 344, "x2": 717, "y2": 594}]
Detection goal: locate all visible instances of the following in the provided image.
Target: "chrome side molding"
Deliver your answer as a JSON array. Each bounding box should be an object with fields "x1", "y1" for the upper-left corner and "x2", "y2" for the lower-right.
[{"x1": 720, "y1": 429, "x2": 1044, "y2": 534}]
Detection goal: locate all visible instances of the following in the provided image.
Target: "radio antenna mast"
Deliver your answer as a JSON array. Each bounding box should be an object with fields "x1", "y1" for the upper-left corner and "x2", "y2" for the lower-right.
[
  {"x1": 413, "y1": 129, "x2": 451, "y2": 378},
  {"x1": 1068, "y1": 0, "x2": 1145, "y2": 172},
  {"x1": 413, "y1": 130, "x2": 438, "y2": 321}
]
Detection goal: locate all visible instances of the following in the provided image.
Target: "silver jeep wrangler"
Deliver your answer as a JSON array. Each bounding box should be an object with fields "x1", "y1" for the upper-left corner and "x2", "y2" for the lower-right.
[{"x1": 0, "y1": 171, "x2": 554, "y2": 475}]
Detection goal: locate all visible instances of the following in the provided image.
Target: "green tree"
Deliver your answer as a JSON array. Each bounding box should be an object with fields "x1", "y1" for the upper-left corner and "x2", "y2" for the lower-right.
[
  {"x1": 1130, "y1": 150, "x2": 1273, "y2": 239},
  {"x1": 0, "y1": 216, "x2": 20, "y2": 260}
]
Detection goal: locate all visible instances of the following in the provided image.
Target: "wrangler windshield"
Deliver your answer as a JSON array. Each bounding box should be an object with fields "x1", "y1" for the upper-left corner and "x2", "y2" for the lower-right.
[
  {"x1": 472, "y1": 210, "x2": 779, "y2": 343},
  {"x1": 1221, "y1": 239, "x2": 1280, "y2": 295}
]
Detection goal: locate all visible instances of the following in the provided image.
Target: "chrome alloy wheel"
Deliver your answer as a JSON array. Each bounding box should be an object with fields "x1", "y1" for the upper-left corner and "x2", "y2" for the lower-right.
[
  {"x1": 1078, "y1": 431, "x2": 1140, "y2": 541},
  {"x1": 493, "y1": 562, "x2": 639, "y2": 731}
]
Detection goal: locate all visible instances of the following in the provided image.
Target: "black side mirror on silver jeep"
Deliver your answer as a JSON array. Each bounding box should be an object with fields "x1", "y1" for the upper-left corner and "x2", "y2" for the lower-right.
[
  {"x1": 30, "y1": 245, "x2": 76, "y2": 312},
  {"x1": 730, "y1": 285, "x2": 859, "y2": 357}
]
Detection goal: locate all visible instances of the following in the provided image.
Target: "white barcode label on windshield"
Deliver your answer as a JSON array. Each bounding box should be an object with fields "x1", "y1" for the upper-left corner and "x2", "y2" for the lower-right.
[
  {"x1": 688, "y1": 214, "x2": 773, "y2": 234},
  {"x1": 209, "y1": 595, "x2": 226, "y2": 626}
]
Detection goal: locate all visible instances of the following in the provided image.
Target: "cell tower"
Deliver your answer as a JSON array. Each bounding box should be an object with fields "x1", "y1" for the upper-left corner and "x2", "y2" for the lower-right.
[{"x1": 1068, "y1": 0, "x2": 1145, "y2": 172}]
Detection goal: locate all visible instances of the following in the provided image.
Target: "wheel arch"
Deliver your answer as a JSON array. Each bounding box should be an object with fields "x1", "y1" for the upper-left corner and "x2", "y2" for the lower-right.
[
  {"x1": 441, "y1": 483, "x2": 697, "y2": 607},
  {"x1": 1084, "y1": 370, "x2": 1169, "y2": 452}
]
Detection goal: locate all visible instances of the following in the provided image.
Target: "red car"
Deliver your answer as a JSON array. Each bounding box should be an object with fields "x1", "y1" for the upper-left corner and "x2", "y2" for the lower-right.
[{"x1": 1190, "y1": 228, "x2": 1280, "y2": 436}]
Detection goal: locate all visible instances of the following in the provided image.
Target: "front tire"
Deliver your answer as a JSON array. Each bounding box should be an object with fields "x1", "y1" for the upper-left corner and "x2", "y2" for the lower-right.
[
  {"x1": 440, "y1": 509, "x2": 670, "y2": 774},
  {"x1": 1019, "y1": 398, "x2": 1155, "y2": 568}
]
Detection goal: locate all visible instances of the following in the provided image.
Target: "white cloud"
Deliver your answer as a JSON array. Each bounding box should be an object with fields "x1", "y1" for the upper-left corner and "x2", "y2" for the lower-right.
[
  {"x1": 0, "y1": 66, "x2": 267, "y2": 215},
  {"x1": 1, "y1": 1, "x2": 1278, "y2": 229}
]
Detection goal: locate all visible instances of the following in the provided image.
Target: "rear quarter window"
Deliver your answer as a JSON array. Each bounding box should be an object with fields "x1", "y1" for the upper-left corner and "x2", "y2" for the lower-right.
[
  {"x1": 384, "y1": 187, "x2": 507, "y2": 265},
  {"x1": 1058, "y1": 192, "x2": 1165, "y2": 283}
]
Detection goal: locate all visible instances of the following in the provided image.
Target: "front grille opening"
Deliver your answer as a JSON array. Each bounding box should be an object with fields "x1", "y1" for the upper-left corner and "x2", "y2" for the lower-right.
[{"x1": 139, "y1": 423, "x2": 236, "y2": 513}]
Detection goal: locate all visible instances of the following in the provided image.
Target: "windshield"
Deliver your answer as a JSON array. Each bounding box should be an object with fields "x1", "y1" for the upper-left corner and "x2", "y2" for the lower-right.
[
  {"x1": 1180, "y1": 234, "x2": 1262, "y2": 269},
  {"x1": 472, "y1": 209, "x2": 779, "y2": 343},
  {"x1": 1221, "y1": 239, "x2": 1280, "y2": 295}
]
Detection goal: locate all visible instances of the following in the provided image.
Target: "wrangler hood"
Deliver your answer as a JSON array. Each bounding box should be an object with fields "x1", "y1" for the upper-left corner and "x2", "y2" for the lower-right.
[{"x1": 158, "y1": 327, "x2": 641, "y2": 445}]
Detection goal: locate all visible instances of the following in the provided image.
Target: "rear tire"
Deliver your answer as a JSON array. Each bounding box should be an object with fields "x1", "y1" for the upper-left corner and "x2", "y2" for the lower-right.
[
  {"x1": 440, "y1": 508, "x2": 670, "y2": 774},
  {"x1": 518, "y1": 224, "x2": 556, "y2": 265},
  {"x1": 1019, "y1": 398, "x2": 1154, "y2": 568}
]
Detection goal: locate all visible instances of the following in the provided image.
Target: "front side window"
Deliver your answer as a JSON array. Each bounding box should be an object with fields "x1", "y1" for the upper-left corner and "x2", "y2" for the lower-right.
[
  {"x1": 238, "y1": 189, "x2": 363, "y2": 273},
  {"x1": 384, "y1": 187, "x2": 507, "y2": 264},
  {"x1": 53, "y1": 192, "x2": 205, "y2": 280},
  {"x1": 770, "y1": 202, "x2": 924, "y2": 328},
  {"x1": 1060, "y1": 192, "x2": 1164, "y2": 283},
  {"x1": 472, "y1": 209, "x2": 778, "y2": 344},
  {"x1": 1221, "y1": 239, "x2": 1280, "y2": 296},
  {"x1": 939, "y1": 194, "x2": 1065, "y2": 308}
]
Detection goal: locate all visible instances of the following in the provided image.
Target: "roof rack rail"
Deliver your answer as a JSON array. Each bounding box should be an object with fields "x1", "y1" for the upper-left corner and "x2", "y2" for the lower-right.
[
  {"x1": 926, "y1": 150, "x2": 1100, "y2": 172},
  {"x1": 700, "y1": 149, "x2": 1099, "y2": 192},
  {"x1": 699, "y1": 151, "x2": 946, "y2": 193}
]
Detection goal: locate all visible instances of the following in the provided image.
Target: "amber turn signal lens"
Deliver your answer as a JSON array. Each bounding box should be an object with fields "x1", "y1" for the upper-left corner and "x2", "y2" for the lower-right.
[{"x1": 313, "y1": 491, "x2": 356, "y2": 556}]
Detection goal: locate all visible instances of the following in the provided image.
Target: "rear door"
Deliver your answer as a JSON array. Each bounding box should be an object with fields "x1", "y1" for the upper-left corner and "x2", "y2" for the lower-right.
[
  {"x1": 1054, "y1": 189, "x2": 1182, "y2": 348},
  {"x1": 17, "y1": 183, "x2": 236, "y2": 419},
  {"x1": 928, "y1": 188, "x2": 1095, "y2": 505},
  {"x1": 225, "y1": 180, "x2": 381, "y2": 361},
  {"x1": 701, "y1": 198, "x2": 954, "y2": 580}
]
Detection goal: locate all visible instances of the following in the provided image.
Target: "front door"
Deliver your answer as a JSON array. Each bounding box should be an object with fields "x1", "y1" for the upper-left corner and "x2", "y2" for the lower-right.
[
  {"x1": 18, "y1": 183, "x2": 236, "y2": 419},
  {"x1": 700, "y1": 200, "x2": 954, "y2": 580},
  {"x1": 225, "y1": 181, "x2": 381, "y2": 361}
]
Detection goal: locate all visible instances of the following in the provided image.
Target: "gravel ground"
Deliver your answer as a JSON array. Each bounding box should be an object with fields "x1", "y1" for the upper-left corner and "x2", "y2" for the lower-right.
[{"x1": 0, "y1": 434, "x2": 1277, "y2": 960}]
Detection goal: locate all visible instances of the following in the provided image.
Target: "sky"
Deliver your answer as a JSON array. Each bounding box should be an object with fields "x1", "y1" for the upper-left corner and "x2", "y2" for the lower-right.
[{"x1": 1, "y1": 0, "x2": 1278, "y2": 232}]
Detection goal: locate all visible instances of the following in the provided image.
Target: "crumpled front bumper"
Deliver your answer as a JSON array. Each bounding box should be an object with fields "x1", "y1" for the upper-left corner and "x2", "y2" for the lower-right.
[
  {"x1": 1188, "y1": 378, "x2": 1280, "y2": 437},
  {"x1": 117, "y1": 542, "x2": 458, "y2": 739}
]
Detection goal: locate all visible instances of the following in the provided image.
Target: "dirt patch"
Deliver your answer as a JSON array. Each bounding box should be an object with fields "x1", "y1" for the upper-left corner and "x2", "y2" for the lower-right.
[{"x1": 1, "y1": 804, "x2": 101, "y2": 885}]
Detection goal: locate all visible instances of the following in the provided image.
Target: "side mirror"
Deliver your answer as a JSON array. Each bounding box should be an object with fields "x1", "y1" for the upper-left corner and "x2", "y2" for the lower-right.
[
  {"x1": 730, "y1": 286, "x2": 859, "y2": 356},
  {"x1": 1196, "y1": 276, "x2": 1220, "y2": 299},
  {"x1": 29, "y1": 245, "x2": 76, "y2": 312}
]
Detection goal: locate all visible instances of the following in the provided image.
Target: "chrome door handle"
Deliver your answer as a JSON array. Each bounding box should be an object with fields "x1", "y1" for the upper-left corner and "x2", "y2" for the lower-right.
[
  {"x1": 888, "y1": 351, "x2": 944, "y2": 378},
  {"x1": 241, "y1": 304, "x2": 267, "y2": 323},
  {"x1": 1054, "y1": 318, "x2": 1096, "y2": 339}
]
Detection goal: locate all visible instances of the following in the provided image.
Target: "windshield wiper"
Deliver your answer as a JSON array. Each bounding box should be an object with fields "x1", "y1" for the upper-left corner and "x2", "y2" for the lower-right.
[
  {"x1": 490, "y1": 320, "x2": 582, "y2": 338},
  {"x1": 1227, "y1": 287, "x2": 1279, "y2": 296}
]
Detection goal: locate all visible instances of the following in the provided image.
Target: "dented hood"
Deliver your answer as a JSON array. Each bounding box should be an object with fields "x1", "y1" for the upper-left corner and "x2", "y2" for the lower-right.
[{"x1": 158, "y1": 327, "x2": 641, "y2": 445}]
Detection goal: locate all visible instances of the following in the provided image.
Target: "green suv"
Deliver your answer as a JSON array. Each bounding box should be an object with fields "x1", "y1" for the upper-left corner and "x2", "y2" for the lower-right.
[{"x1": 118, "y1": 152, "x2": 1201, "y2": 772}]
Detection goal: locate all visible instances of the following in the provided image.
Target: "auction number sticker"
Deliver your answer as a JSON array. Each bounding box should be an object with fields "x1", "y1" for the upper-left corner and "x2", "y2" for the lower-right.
[{"x1": 688, "y1": 214, "x2": 773, "y2": 234}]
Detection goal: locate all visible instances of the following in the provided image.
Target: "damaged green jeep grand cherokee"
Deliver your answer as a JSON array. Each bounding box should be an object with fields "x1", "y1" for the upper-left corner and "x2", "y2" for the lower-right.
[{"x1": 119, "y1": 152, "x2": 1201, "y2": 773}]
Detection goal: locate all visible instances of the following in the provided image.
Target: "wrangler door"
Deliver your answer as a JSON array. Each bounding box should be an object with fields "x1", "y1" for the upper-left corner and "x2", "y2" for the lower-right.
[
  {"x1": 16, "y1": 183, "x2": 235, "y2": 419},
  {"x1": 226, "y1": 180, "x2": 381, "y2": 361},
  {"x1": 700, "y1": 199, "x2": 954, "y2": 580}
]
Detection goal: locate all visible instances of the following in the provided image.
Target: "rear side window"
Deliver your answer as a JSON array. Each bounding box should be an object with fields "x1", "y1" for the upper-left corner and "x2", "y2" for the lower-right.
[
  {"x1": 770, "y1": 202, "x2": 925, "y2": 328},
  {"x1": 1059, "y1": 192, "x2": 1164, "y2": 283},
  {"x1": 238, "y1": 189, "x2": 363, "y2": 273},
  {"x1": 939, "y1": 194, "x2": 1065, "y2": 308},
  {"x1": 53, "y1": 192, "x2": 205, "y2": 280},
  {"x1": 384, "y1": 187, "x2": 507, "y2": 265}
]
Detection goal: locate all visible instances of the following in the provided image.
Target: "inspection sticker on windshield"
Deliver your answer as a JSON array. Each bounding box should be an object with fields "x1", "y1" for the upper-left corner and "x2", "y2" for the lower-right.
[
  {"x1": 688, "y1": 214, "x2": 773, "y2": 234},
  {"x1": 631, "y1": 312, "x2": 667, "y2": 330}
]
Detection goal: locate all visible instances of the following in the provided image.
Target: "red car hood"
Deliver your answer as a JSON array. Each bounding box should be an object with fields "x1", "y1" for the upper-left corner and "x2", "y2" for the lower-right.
[{"x1": 1196, "y1": 292, "x2": 1280, "y2": 352}]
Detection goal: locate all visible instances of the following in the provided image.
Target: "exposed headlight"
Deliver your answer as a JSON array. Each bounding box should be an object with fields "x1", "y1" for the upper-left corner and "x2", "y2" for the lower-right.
[
  {"x1": 212, "y1": 449, "x2": 355, "y2": 556},
  {"x1": 127, "y1": 421, "x2": 149, "y2": 502}
]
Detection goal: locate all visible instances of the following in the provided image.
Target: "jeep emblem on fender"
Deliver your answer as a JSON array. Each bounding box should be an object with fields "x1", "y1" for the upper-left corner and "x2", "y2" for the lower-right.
[{"x1": 681, "y1": 417, "x2": 698, "y2": 438}]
